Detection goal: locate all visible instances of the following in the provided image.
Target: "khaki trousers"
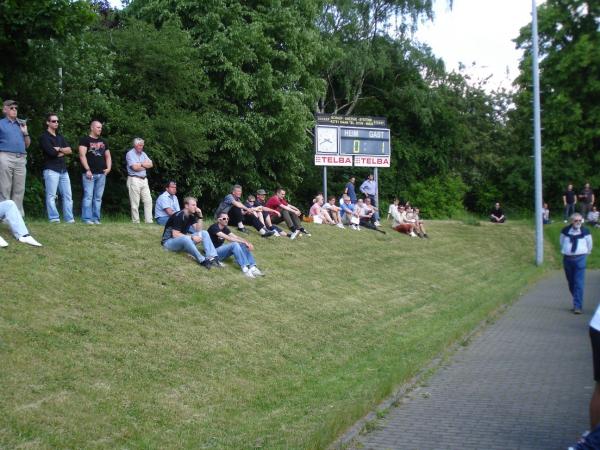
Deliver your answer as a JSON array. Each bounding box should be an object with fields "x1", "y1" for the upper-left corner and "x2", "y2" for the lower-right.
[
  {"x1": 127, "y1": 176, "x2": 153, "y2": 223},
  {"x1": 0, "y1": 151, "x2": 27, "y2": 216}
]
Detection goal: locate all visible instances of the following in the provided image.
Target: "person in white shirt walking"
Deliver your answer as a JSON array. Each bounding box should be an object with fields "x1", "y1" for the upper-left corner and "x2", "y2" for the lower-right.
[{"x1": 560, "y1": 213, "x2": 593, "y2": 314}]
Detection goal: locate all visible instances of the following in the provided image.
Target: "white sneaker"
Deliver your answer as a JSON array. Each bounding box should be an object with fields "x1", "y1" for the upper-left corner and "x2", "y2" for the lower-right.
[
  {"x1": 272, "y1": 230, "x2": 281, "y2": 237},
  {"x1": 18, "y1": 235, "x2": 42, "y2": 247},
  {"x1": 242, "y1": 266, "x2": 255, "y2": 278},
  {"x1": 356, "y1": 225, "x2": 361, "y2": 231},
  {"x1": 290, "y1": 230, "x2": 300, "y2": 240},
  {"x1": 0, "y1": 235, "x2": 8, "y2": 247},
  {"x1": 374, "y1": 221, "x2": 381, "y2": 227},
  {"x1": 410, "y1": 231, "x2": 418, "y2": 237},
  {"x1": 336, "y1": 223, "x2": 344, "y2": 229},
  {"x1": 250, "y1": 266, "x2": 264, "y2": 277}
]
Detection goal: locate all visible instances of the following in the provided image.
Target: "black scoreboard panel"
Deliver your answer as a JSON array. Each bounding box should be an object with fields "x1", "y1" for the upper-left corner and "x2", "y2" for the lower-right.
[{"x1": 339, "y1": 127, "x2": 391, "y2": 156}]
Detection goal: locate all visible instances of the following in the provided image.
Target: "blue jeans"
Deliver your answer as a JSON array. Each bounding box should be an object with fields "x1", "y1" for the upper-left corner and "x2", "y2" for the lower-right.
[
  {"x1": 163, "y1": 236, "x2": 207, "y2": 263},
  {"x1": 564, "y1": 203, "x2": 576, "y2": 220},
  {"x1": 563, "y1": 254, "x2": 587, "y2": 309},
  {"x1": 0, "y1": 199, "x2": 29, "y2": 238},
  {"x1": 81, "y1": 173, "x2": 106, "y2": 223},
  {"x1": 192, "y1": 230, "x2": 218, "y2": 259},
  {"x1": 156, "y1": 216, "x2": 169, "y2": 225},
  {"x1": 215, "y1": 242, "x2": 255, "y2": 267},
  {"x1": 43, "y1": 169, "x2": 73, "y2": 222}
]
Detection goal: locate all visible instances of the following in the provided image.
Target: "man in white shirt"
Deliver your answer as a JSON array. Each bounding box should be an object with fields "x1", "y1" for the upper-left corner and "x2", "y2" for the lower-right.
[{"x1": 560, "y1": 213, "x2": 593, "y2": 314}]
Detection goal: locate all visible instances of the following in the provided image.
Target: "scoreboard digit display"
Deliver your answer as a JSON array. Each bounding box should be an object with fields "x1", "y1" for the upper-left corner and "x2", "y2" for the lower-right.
[{"x1": 339, "y1": 127, "x2": 390, "y2": 156}]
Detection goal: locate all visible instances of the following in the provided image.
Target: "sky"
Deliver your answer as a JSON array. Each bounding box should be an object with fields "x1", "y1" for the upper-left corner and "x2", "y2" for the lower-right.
[{"x1": 415, "y1": 0, "x2": 546, "y2": 92}]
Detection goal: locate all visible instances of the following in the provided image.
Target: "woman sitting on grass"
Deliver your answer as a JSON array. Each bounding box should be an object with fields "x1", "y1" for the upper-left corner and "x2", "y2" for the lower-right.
[{"x1": 310, "y1": 194, "x2": 335, "y2": 225}]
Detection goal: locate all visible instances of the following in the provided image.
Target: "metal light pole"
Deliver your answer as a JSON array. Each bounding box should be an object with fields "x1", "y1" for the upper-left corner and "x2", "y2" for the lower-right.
[{"x1": 532, "y1": 0, "x2": 544, "y2": 266}]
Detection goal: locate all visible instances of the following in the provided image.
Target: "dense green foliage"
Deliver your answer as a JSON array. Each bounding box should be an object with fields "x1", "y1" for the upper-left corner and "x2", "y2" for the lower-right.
[
  {"x1": 0, "y1": 0, "x2": 597, "y2": 218},
  {"x1": 510, "y1": 0, "x2": 600, "y2": 211}
]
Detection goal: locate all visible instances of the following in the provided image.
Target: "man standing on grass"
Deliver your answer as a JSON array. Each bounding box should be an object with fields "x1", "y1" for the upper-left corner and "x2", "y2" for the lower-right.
[
  {"x1": 0, "y1": 199, "x2": 42, "y2": 247},
  {"x1": 563, "y1": 183, "x2": 577, "y2": 223},
  {"x1": 344, "y1": 176, "x2": 357, "y2": 204},
  {"x1": 560, "y1": 213, "x2": 592, "y2": 314},
  {"x1": 155, "y1": 180, "x2": 180, "y2": 225},
  {"x1": 126, "y1": 137, "x2": 153, "y2": 224},
  {"x1": 208, "y1": 212, "x2": 265, "y2": 278},
  {"x1": 161, "y1": 196, "x2": 219, "y2": 270},
  {"x1": 359, "y1": 173, "x2": 378, "y2": 207},
  {"x1": 0, "y1": 100, "x2": 30, "y2": 216},
  {"x1": 79, "y1": 121, "x2": 111, "y2": 225},
  {"x1": 579, "y1": 182, "x2": 595, "y2": 218},
  {"x1": 265, "y1": 188, "x2": 310, "y2": 239},
  {"x1": 39, "y1": 113, "x2": 74, "y2": 223}
]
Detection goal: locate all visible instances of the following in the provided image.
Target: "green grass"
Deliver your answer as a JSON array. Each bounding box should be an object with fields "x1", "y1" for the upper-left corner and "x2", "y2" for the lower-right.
[{"x1": 0, "y1": 219, "x2": 555, "y2": 449}]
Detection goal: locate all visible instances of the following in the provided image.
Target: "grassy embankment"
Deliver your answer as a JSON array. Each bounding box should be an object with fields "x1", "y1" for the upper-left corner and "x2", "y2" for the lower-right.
[{"x1": 0, "y1": 218, "x2": 556, "y2": 448}]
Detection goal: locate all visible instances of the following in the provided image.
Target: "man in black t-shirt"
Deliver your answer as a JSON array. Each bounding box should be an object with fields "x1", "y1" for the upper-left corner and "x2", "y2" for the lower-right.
[
  {"x1": 490, "y1": 202, "x2": 505, "y2": 223},
  {"x1": 563, "y1": 183, "x2": 577, "y2": 223},
  {"x1": 39, "y1": 112, "x2": 74, "y2": 223},
  {"x1": 162, "y1": 196, "x2": 219, "y2": 270},
  {"x1": 207, "y1": 211, "x2": 264, "y2": 278},
  {"x1": 78, "y1": 121, "x2": 112, "y2": 224}
]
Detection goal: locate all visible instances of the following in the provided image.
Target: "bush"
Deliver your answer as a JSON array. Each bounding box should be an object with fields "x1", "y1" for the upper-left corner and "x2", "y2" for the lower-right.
[{"x1": 400, "y1": 174, "x2": 467, "y2": 219}]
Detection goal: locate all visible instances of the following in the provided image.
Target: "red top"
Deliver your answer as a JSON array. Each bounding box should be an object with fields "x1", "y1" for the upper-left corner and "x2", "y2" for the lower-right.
[{"x1": 265, "y1": 195, "x2": 288, "y2": 217}]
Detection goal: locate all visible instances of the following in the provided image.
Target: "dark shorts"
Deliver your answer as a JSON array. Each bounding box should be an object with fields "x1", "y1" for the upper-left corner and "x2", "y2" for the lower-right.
[{"x1": 590, "y1": 327, "x2": 600, "y2": 382}]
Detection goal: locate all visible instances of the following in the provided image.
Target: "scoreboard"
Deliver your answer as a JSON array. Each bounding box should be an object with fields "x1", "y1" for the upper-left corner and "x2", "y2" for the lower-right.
[{"x1": 314, "y1": 114, "x2": 391, "y2": 167}]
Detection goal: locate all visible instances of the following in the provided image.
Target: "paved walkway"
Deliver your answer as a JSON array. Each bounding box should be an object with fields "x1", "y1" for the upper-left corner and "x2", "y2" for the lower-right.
[{"x1": 352, "y1": 271, "x2": 600, "y2": 450}]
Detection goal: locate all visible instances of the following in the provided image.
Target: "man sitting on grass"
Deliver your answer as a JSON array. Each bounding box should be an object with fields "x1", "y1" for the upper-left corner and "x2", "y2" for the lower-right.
[
  {"x1": 254, "y1": 189, "x2": 287, "y2": 237},
  {"x1": 154, "y1": 180, "x2": 180, "y2": 225},
  {"x1": 214, "y1": 184, "x2": 273, "y2": 237},
  {"x1": 323, "y1": 195, "x2": 344, "y2": 228},
  {"x1": 265, "y1": 188, "x2": 310, "y2": 239},
  {"x1": 390, "y1": 204, "x2": 418, "y2": 237},
  {"x1": 340, "y1": 194, "x2": 360, "y2": 230},
  {"x1": 490, "y1": 202, "x2": 506, "y2": 223},
  {"x1": 208, "y1": 212, "x2": 265, "y2": 278},
  {"x1": 0, "y1": 199, "x2": 42, "y2": 247},
  {"x1": 161, "y1": 196, "x2": 219, "y2": 270},
  {"x1": 364, "y1": 197, "x2": 381, "y2": 227}
]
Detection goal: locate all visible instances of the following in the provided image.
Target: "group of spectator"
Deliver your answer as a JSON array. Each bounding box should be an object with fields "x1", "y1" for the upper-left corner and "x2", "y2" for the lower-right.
[
  {"x1": 388, "y1": 199, "x2": 428, "y2": 238},
  {"x1": 561, "y1": 183, "x2": 598, "y2": 226}
]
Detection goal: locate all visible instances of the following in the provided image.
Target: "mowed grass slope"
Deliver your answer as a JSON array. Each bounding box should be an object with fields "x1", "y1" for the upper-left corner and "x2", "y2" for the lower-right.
[{"x1": 0, "y1": 220, "x2": 553, "y2": 449}]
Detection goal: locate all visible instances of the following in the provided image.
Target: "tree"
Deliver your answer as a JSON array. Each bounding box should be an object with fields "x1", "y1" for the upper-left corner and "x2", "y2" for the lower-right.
[{"x1": 511, "y1": 0, "x2": 600, "y2": 210}]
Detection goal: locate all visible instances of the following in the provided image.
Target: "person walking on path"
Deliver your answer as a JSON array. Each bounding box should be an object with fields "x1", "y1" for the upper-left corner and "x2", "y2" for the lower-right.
[
  {"x1": 560, "y1": 212, "x2": 592, "y2": 314},
  {"x1": 0, "y1": 100, "x2": 30, "y2": 216}
]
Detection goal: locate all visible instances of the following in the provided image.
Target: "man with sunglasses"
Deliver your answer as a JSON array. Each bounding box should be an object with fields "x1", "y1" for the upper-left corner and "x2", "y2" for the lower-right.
[
  {"x1": 560, "y1": 213, "x2": 593, "y2": 314},
  {"x1": 0, "y1": 100, "x2": 30, "y2": 216},
  {"x1": 39, "y1": 113, "x2": 74, "y2": 223},
  {"x1": 208, "y1": 212, "x2": 264, "y2": 278}
]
